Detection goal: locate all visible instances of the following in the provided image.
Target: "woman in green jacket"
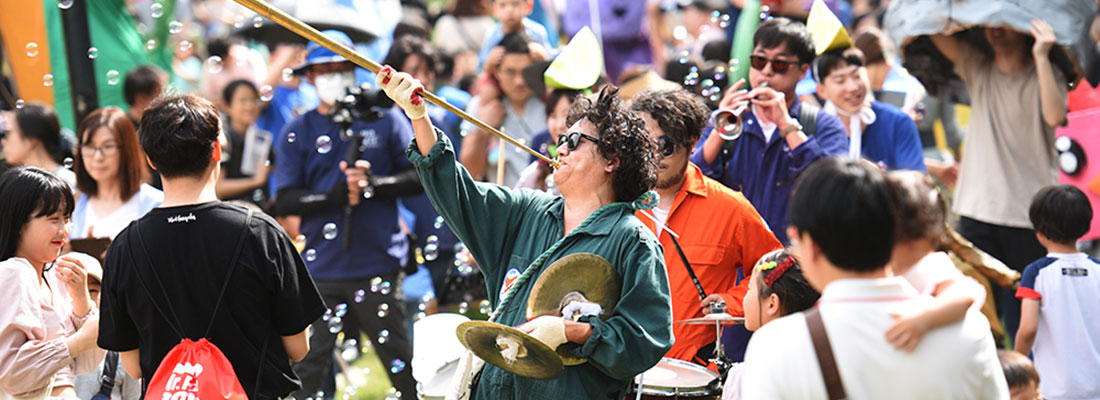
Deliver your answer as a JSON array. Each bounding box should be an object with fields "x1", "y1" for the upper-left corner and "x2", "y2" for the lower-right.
[{"x1": 374, "y1": 66, "x2": 674, "y2": 399}]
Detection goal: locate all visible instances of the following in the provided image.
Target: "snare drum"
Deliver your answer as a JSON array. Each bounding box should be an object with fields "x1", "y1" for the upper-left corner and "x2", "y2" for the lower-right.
[
  {"x1": 624, "y1": 357, "x2": 720, "y2": 399},
  {"x1": 413, "y1": 313, "x2": 470, "y2": 400}
]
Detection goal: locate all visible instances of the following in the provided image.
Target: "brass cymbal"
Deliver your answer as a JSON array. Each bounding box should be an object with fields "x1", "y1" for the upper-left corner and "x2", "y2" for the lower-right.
[
  {"x1": 674, "y1": 313, "x2": 746, "y2": 326},
  {"x1": 527, "y1": 253, "x2": 621, "y2": 366},
  {"x1": 455, "y1": 321, "x2": 565, "y2": 380}
]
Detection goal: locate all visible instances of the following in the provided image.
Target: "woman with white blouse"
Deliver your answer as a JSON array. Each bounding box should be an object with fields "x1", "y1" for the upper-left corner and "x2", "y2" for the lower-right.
[{"x1": 0, "y1": 166, "x2": 103, "y2": 399}]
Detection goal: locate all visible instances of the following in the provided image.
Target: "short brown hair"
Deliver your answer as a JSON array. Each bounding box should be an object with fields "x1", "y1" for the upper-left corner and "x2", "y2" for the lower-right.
[
  {"x1": 888, "y1": 170, "x2": 947, "y2": 246},
  {"x1": 998, "y1": 350, "x2": 1040, "y2": 389},
  {"x1": 75, "y1": 107, "x2": 145, "y2": 200}
]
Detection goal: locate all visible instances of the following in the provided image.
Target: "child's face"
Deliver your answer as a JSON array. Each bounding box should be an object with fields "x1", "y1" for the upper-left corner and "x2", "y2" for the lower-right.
[
  {"x1": 492, "y1": 0, "x2": 529, "y2": 30},
  {"x1": 743, "y1": 269, "x2": 779, "y2": 331},
  {"x1": 1009, "y1": 381, "x2": 1041, "y2": 400},
  {"x1": 87, "y1": 280, "x2": 101, "y2": 307}
]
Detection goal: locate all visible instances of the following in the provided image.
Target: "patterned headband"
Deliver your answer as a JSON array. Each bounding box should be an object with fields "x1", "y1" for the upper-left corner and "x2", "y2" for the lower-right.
[{"x1": 763, "y1": 257, "x2": 797, "y2": 287}]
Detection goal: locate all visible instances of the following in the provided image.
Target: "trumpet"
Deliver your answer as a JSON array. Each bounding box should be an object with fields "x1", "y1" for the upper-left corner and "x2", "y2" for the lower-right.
[{"x1": 713, "y1": 82, "x2": 767, "y2": 141}]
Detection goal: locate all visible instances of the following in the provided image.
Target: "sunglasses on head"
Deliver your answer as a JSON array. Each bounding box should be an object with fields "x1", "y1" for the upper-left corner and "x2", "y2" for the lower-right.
[
  {"x1": 558, "y1": 131, "x2": 601, "y2": 151},
  {"x1": 749, "y1": 55, "x2": 798, "y2": 74},
  {"x1": 656, "y1": 136, "x2": 677, "y2": 158}
]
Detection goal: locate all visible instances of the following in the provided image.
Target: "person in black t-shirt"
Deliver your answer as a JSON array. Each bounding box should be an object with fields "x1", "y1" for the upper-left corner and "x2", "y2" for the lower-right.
[{"x1": 97, "y1": 93, "x2": 326, "y2": 399}]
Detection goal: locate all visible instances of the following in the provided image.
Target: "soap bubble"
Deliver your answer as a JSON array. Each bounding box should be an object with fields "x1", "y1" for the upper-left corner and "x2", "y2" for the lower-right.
[
  {"x1": 58, "y1": 0, "x2": 73, "y2": 9},
  {"x1": 287, "y1": 132, "x2": 297, "y2": 143},
  {"x1": 377, "y1": 329, "x2": 390, "y2": 344},
  {"x1": 389, "y1": 359, "x2": 407, "y2": 374},
  {"x1": 479, "y1": 300, "x2": 491, "y2": 314},
  {"x1": 252, "y1": 16, "x2": 263, "y2": 28},
  {"x1": 304, "y1": 248, "x2": 317, "y2": 262},
  {"x1": 178, "y1": 40, "x2": 192, "y2": 52},
  {"x1": 340, "y1": 339, "x2": 359, "y2": 362},
  {"x1": 205, "y1": 56, "x2": 223, "y2": 73},
  {"x1": 150, "y1": 3, "x2": 163, "y2": 18},
  {"x1": 87, "y1": 47, "x2": 98, "y2": 59},
  {"x1": 62, "y1": 157, "x2": 73, "y2": 169},
  {"x1": 458, "y1": 301, "x2": 469, "y2": 314},
  {"x1": 379, "y1": 281, "x2": 392, "y2": 295},
  {"x1": 377, "y1": 303, "x2": 390, "y2": 318},
  {"x1": 43, "y1": 74, "x2": 54, "y2": 87},
  {"x1": 433, "y1": 216, "x2": 445, "y2": 229},
  {"x1": 169, "y1": 20, "x2": 183, "y2": 34},
  {"x1": 233, "y1": 15, "x2": 246, "y2": 28},
  {"x1": 282, "y1": 68, "x2": 294, "y2": 82},
  {"x1": 333, "y1": 303, "x2": 348, "y2": 318},
  {"x1": 25, "y1": 42, "x2": 39, "y2": 57},
  {"x1": 315, "y1": 135, "x2": 332, "y2": 154},
  {"x1": 370, "y1": 277, "x2": 383, "y2": 292},
  {"x1": 106, "y1": 70, "x2": 121, "y2": 85},
  {"x1": 259, "y1": 85, "x2": 274, "y2": 102},
  {"x1": 354, "y1": 289, "x2": 366, "y2": 303},
  {"x1": 323, "y1": 222, "x2": 338, "y2": 240},
  {"x1": 326, "y1": 316, "x2": 342, "y2": 333},
  {"x1": 146, "y1": 39, "x2": 157, "y2": 51}
]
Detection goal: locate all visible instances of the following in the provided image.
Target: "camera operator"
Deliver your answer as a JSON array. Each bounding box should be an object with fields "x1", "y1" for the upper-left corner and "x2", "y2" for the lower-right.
[{"x1": 273, "y1": 30, "x2": 419, "y2": 399}]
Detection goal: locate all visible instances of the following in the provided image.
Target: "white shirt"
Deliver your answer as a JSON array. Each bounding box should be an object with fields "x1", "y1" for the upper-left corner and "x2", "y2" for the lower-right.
[
  {"x1": 742, "y1": 277, "x2": 1008, "y2": 399},
  {"x1": 81, "y1": 194, "x2": 142, "y2": 240},
  {"x1": 902, "y1": 251, "x2": 964, "y2": 295},
  {"x1": 1017, "y1": 252, "x2": 1100, "y2": 399}
]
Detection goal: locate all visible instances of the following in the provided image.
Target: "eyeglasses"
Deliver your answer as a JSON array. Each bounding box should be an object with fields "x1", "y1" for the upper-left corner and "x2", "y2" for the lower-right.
[
  {"x1": 81, "y1": 144, "x2": 119, "y2": 157},
  {"x1": 557, "y1": 131, "x2": 601, "y2": 151},
  {"x1": 656, "y1": 136, "x2": 677, "y2": 158},
  {"x1": 749, "y1": 55, "x2": 798, "y2": 74}
]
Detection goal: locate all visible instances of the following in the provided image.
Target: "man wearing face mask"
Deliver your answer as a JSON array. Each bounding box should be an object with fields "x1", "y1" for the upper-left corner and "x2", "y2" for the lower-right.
[
  {"x1": 273, "y1": 30, "x2": 420, "y2": 399},
  {"x1": 814, "y1": 46, "x2": 926, "y2": 172}
]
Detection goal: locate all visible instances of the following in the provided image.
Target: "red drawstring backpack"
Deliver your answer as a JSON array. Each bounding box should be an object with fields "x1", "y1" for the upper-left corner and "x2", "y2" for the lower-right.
[{"x1": 128, "y1": 209, "x2": 266, "y2": 399}]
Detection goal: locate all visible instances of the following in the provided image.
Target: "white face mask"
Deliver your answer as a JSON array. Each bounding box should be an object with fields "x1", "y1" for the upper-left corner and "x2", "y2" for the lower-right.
[{"x1": 314, "y1": 71, "x2": 355, "y2": 104}]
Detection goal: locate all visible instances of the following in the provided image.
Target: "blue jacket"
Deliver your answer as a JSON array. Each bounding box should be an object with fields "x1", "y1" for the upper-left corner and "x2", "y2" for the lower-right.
[
  {"x1": 860, "y1": 101, "x2": 926, "y2": 172},
  {"x1": 275, "y1": 108, "x2": 414, "y2": 280},
  {"x1": 691, "y1": 100, "x2": 848, "y2": 244}
]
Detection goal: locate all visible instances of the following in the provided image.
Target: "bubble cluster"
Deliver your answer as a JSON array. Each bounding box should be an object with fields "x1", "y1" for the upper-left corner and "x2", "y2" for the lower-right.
[
  {"x1": 390, "y1": 359, "x2": 407, "y2": 374},
  {"x1": 424, "y1": 235, "x2": 440, "y2": 262}
]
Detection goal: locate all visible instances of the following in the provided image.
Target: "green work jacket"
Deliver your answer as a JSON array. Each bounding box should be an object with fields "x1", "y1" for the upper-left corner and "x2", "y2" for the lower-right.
[{"x1": 407, "y1": 129, "x2": 674, "y2": 399}]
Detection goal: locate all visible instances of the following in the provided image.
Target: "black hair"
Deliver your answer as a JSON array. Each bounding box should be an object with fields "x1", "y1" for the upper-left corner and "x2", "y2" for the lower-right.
[
  {"x1": 499, "y1": 31, "x2": 532, "y2": 55},
  {"x1": 545, "y1": 89, "x2": 579, "y2": 117},
  {"x1": 383, "y1": 35, "x2": 439, "y2": 79},
  {"x1": 222, "y1": 79, "x2": 259, "y2": 106},
  {"x1": 753, "y1": 17, "x2": 816, "y2": 65},
  {"x1": 998, "y1": 350, "x2": 1040, "y2": 389},
  {"x1": 630, "y1": 88, "x2": 710, "y2": 150},
  {"x1": 701, "y1": 40, "x2": 732, "y2": 63},
  {"x1": 13, "y1": 103, "x2": 64, "y2": 163},
  {"x1": 889, "y1": 170, "x2": 948, "y2": 246},
  {"x1": 565, "y1": 87, "x2": 658, "y2": 203},
  {"x1": 754, "y1": 249, "x2": 820, "y2": 316},
  {"x1": 139, "y1": 93, "x2": 222, "y2": 179},
  {"x1": 788, "y1": 158, "x2": 898, "y2": 272},
  {"x1": 207, "y1": 37, "x2": 231, "y2": 59},
  {"x1": 123, "y1": 65, "x2": 165, "y2": 106},
  {"x1": 1029, "y1": 184, "x2": 1092, "y2": 244},
  {"x1": 0, "y1": 165, "x2": 75, "y2": 261},
  {"x1": 813, "y1": 47, "x2": 865, "y2": 83}
]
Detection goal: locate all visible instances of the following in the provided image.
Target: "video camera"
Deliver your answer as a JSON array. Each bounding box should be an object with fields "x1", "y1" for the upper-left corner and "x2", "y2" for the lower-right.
[{"x1": 328, "y1": 83, "x2": 394, "y2": 128}]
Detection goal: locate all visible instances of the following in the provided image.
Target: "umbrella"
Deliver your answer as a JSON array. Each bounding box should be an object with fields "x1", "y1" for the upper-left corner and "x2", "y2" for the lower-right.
[{"x1": 231, "y1": 0, "x2": 386, "y2": 46}]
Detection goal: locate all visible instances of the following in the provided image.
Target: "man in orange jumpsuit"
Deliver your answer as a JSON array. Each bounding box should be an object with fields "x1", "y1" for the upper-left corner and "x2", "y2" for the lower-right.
[{"x1": 632, "y1": 88, "x2": 781, "y2": 366}]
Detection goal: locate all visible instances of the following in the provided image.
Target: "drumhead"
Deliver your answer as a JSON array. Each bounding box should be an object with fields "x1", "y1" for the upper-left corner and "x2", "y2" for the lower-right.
[{"x1": 633, "y1": 357, "x2": 718, "y2": 396}]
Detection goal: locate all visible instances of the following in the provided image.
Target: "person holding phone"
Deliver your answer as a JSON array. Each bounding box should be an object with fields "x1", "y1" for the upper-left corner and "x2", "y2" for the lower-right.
[{"x1": 0, "y1": 166, "x2": 104, "y2": 399}]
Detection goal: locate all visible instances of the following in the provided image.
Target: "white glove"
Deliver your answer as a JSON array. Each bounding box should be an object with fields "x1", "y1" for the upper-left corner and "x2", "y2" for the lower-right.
[
  {"x1": 375, "y1": 65, "x2": 427, "y2": 120},
  {"x1": 518, "y1": 315, "x2": 568, "y2": 349},
  {"x1": 561, "y1": 301, "x2": 603, "y2": 321}
]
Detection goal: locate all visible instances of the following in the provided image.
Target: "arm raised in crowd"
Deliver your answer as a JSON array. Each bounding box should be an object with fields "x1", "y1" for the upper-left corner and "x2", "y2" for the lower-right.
[{"x1": 1030, "y1": 19, "x2": 1068, "y2": 127}]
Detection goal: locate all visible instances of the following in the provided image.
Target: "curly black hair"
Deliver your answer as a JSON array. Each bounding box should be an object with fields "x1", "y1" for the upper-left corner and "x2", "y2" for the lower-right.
[
  {"x1": 565, "y1": 87, "x2": 658, "y2": 203},
  {"x1": 630, "y1": 88, "x2": 710, "y2": 151}
]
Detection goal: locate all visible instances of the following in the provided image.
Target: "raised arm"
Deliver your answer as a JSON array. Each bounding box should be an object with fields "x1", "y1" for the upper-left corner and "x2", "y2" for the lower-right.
[
  {"x1": 1030, "y1": 19, "x2": 1069, "y2": 127},
  {"x1": 928, "y1": 34, "x2": 961, "y2": 64}
]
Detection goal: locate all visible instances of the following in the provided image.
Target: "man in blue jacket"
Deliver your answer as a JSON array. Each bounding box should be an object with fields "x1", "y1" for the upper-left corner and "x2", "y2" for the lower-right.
[
  {"x1": 273, "y1": 31, "x2": 420, "y2": 398},
  {"x1": 814, "y1": 46, "x2": 926, "y2": 172},
  {"x1": 691, "y1": 18, "x2": 848, "y2": 245}
]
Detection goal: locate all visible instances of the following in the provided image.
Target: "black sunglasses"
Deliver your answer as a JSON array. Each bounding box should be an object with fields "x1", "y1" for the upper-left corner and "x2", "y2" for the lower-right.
[
  {"x1": 749, "y1": 55, "x2": 798, "y2": 74},
  {"x1": 656, "y1": 136, "x2": 677, "y2": 158},
  {"x1": 558, "y1": 131, "x2": 601, "y2": 151}
]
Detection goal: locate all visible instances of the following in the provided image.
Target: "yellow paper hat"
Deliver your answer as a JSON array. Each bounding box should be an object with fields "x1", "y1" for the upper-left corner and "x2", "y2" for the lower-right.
[
  {"x1": 545, "y1": 26, "x2": 603, "y2": 90},
  {"x1": 807, "y1": 0, "x2": 852, "y2": 55}
]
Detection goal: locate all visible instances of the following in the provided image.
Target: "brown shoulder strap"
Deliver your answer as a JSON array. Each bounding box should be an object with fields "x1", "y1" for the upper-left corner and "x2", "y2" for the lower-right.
[{"x1": 805, "y1": 307, "x2": 847, "y2": 400}]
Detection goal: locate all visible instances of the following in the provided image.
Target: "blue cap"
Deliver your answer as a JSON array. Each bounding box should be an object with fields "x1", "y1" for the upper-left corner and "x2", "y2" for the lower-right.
[{"x1": 293, "y1": 30, "x2": 355, "y2": 75}]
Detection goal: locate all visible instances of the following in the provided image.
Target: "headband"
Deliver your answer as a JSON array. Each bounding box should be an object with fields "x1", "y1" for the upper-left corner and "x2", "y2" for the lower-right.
[{"x1": 763, "y1": 257, "x2": 797, "y2": 287}]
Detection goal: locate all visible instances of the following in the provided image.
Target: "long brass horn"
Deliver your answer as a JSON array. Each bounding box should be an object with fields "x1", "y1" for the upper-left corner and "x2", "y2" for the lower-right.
[{"x1": 232, "y1": 0, "x2": 555, "y2": 166}]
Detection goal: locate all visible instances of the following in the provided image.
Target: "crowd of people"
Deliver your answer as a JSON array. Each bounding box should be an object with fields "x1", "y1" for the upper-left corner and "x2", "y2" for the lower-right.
[{"x1": 1, "y1": 0, "x2": 1099, "y2": 399}]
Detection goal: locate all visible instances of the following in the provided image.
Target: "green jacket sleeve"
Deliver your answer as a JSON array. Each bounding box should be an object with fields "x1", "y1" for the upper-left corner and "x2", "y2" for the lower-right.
[
  {"x1": 406, "y1": 128, "x2": 535, "y2": 280},
  {"x1": 573, "y1": 226, "x2": 674, "y2": 380}
]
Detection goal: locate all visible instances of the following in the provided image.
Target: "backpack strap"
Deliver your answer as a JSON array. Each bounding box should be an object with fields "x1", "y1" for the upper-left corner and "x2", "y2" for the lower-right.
[
  {"x1": 127, "y1": 223, "x2": 187, "y2": 339},
  {"x1": 204, "y1": 208, "x2": 254, "y2": 337},
  {"x1": 805, "y1": 307, "x2": 847, "y2": 400},
  {"x1": 97, "y1": 351, "x2": 119, "y2": 398},
  {"x1": 798, "y1": 102, "x2": 820, "y2": 136}
]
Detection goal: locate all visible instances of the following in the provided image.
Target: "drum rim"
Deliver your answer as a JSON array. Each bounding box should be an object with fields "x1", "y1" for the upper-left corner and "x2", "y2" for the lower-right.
[{"x1": 631, "y1": 357, "x2": 719, "y2": 395}]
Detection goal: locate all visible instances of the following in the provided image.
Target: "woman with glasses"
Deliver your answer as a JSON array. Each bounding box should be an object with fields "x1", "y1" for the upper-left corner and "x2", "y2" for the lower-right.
[
  {"x1": 215, "y1": 79, "x2": 274, "y2": 206},
  {"x1": 377, "y1": 66, "x2": 674, "y2": 399},
  {"x1": 0, "y1": 166, "x2": 103, "y2": 399},
  {"x1": 1, "y1": 103, "x2": 77, "y2": 191},
  {"x1": 70, "y1": 107, "x2": 162, "y2": 240}
]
